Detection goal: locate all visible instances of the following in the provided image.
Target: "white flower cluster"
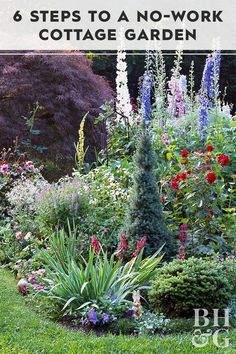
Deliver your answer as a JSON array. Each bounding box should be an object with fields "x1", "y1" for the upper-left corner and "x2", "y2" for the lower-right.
[
  {"x1": 6, "y1": 176, "x2": 49, "y2": 217},
  {"x1": 116, "y1": 49, "x2": 133, "y2": 125},
  {"x1": 221, "y1": 104, "x2": 232, "y2": 118}
]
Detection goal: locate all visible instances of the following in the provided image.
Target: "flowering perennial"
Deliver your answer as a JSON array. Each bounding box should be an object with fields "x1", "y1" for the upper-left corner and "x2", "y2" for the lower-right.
[
  {"x1": 140, "y1": 71, "x2": 153, "y2": 122},
  {"x1": 199, "y1": 51, "x2": 221, "y2": 136},
  {"x1": 116, "y1": 49, "x2": 133, "y2": 125},
  {"x1": 117, "y1": 233, "x2": 128, "y2": 258},
  {"x1": 133, "y1": 236, "x2": 147, "y2": 257},
  {"x1": 91, "y1": 236, "x2": 101, "y2": 254},
  {"x1": 217, "y1": 154, "x2": 231, "y2": 166},
  {"x1": 167, "y1": 74, "x2": 187, "y2": 118},
  {"x1": 198, "y1": 94, "x2": 209, "y2": 137},
  {"x1": 206, "y1": 172, "x2": 217, "y2": 184}
]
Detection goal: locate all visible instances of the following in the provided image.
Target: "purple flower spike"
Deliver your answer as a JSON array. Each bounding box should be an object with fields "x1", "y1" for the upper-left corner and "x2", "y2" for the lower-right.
[
  {"x1": 201, "y1": 50, "x2": 221, "y2": 104},
  {"x1": 198, "y1": 94, "x2": 209, "y2": 136},
  {"x1": 140, "y1": 71, "x2": 153, "y2": 122}
]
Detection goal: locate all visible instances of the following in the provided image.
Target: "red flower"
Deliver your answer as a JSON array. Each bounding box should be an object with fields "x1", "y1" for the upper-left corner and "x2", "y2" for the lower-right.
[
  {"x1": 206, "y1": 166, "x2": 212, "y2": 171},
  {"x1": 187, "y1": 170, "x2": 192, "y2": 175},
  {"x1": 161, "y1": 195, "x2": 166, "y2": 203},
  {"x1": 206, "y1": 145, "x2": 214, "y2": 152},
  {"x1": 177, "y1": 245, "x2": 186, "y2": 260},
  {"x1": 171, "y1": 178, "x2": 179, "y2": 190},
  {"x1": 91, "y1": 236, "x2": 101, "y2": 253},
  {"x1": 207, "y1": 208, "x2": 214, "y2": 217},
  {"x1": 181, "y1": 150, "x2": 189, "y2": 158},
  {"x1": 117, "y1": 233, "x2": 128, "y2": 259},
  {"x1": 133, "y1": 236, "x2": 147, "y2": 257},
  {"x1": 178, "y1": 172, "x2": 187, "y2": 181},
  {"x1": 206, "y1": 172, "x2": 217, "y2": 184},
  {"x1": 217, "y1": 154, "x2": 231, "y2": 166},
  {"x1": 181, "y1": 223, "x2": 188, "y2": 232},
  {"x1": 179, "y1": 223, "x2": 188, "y2": 243}
]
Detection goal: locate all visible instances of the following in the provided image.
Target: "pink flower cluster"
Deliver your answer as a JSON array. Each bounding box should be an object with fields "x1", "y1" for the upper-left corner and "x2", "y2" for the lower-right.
[
  {"x1": 91, "y1": 234, "x2": 147, "y2": 259},
  {"x1": 117, "y1": 234, "x2": 147, "y2": 258},
  {"x1": 167, "y1": 75, "x2": 186, "y2": 118},
  {"x1": 133, "y1": 236, "x2": 147, "y2": 257},
  {"x1": 17, "y1": 269, "x2": 46, "y2": 294},
  {"x1": 91, "y1": 236, "x2": 101, "y2": 253},
  {"x1": 0, "y1": 164, "x2": 9, "y2": 174},
  {"x1": 0, "y1": 160, "x2": 39, "y2": 177},
  {"x1": 177, "y1": 223, "x2": 188, "y2": 260},
  {"x1": 15, "y1": 231, "x2": 32, "y2": 241},
  {"x1": 117, "y1": 233, "x2": 128, "y2": 259}
]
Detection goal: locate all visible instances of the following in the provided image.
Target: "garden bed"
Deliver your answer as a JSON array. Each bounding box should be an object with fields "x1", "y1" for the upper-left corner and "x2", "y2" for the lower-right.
[
  {"x1": 1, "y1": 269, "x2": 236, "y2": 354},
  {"x1": 0, "y1": 49, "x2": 236, "y2": 353}
]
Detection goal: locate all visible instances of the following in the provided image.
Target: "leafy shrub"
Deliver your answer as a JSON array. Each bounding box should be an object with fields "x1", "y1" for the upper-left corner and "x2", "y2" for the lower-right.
[
  {"x1": 6, "y1": 176, "x2": 48, "y2": 233},
  {"x1": 220, "y1": 256, "x2": 236, "y2": 293},
  {"x1": 76, "y1": 166, "x2": 128, "y2": 252},
  {"x1": 149, "y1": 257, "x2": 234, "y2": 318},
  {"x1": 163, "y1": 142, "x2": 235, "y2": 255},
  {"x1": 153, "y1": 116, "x2": 236, "y2": 256},
  {"x1": 135, "y1": 310, "x2": 169, "y2": 335},
  {"x1": 0, "y1": 150, "x2": 41, "y2": 219},
  {"x1": 109, "y1": 310, "x2": 170, "y2": 336},
  {"x1": 0, "y1": 223, "x2": 13, "y2": 264},
  {"x1": 34, "y1": 177, "x2": 90, "y2": 234},
  {"x1": 229, "y1": 296, "x2": 236, "y2": 327},
  {"x1": 39, "y1": 229, "x2": 163, "y2": 322},
  {"x1": 0, "y1": 222, "x2": 44, "y2": 275},
  {"x1": 165, "y1": 318, "x2": 195, "y2": 334},
  {"x1": 108, "y1": 318, "x2": 137, "y2": 335},
  {"x1": 164, "y1": 316, "x2": 234, "y2": 334}
]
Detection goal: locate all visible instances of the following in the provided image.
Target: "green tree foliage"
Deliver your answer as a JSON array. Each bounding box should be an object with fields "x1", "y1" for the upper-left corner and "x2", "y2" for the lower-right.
[{"x1": 124, "y1": 127, "x2": 174, "y2": 258}]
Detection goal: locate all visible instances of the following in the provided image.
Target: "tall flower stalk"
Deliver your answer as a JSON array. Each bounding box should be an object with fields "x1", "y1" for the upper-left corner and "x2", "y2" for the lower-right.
[
  {"x1": 140, "y1": 70, "x2": 153, "y2": 122},
  {"x1": 201, "y1": 50, "x2": 221, "y2": 104},
  {"x1": 116, "y1": 49, "x2": 133, "y2": 125},
  {"x1": 198, "y1": 50, "x2": 221, "y2": 136},
  {"x1": 198, "y1": 94, "x2": 209, "y2": 137},
  {"x1": 152, "y1": 50, "x2": 168, "y2": 126},
  {"x1": 188, "y1": 61, "x2": 195, "y2": 112},
  {"x1": 212, "y1": 50, "x2": 221, "y2": 106},
  {"x1": 167, "y1": 51, "x2": 187, "y2": 119},
  {"x1": 167, "y1": 74, "x2": 187, "y2": 118}
]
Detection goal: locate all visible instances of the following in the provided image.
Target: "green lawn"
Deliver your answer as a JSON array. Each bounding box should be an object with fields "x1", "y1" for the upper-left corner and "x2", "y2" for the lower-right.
[{"x1": 0, "y1": 269, "x2": 235, "y2": 354}]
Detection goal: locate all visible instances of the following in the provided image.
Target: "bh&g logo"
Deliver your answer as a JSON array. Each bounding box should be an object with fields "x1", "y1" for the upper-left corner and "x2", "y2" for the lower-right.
[{"x1": 192, "y1": 309, "x2": 230, "y2": 348}]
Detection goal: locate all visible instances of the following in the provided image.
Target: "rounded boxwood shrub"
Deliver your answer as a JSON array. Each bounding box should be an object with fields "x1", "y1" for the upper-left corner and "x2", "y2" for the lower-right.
[{"x1": 148, "y1": 257, "x2": 234, "y2": 318}]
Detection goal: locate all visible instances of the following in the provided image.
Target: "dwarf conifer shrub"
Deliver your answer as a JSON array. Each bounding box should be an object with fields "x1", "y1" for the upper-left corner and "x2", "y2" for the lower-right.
[
  {"x1": 149, "y1": 257, "x2": 234, "y2": 318},
  {"x1": 124, "y1": 128, "x2": 173, "y2": 258}
]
